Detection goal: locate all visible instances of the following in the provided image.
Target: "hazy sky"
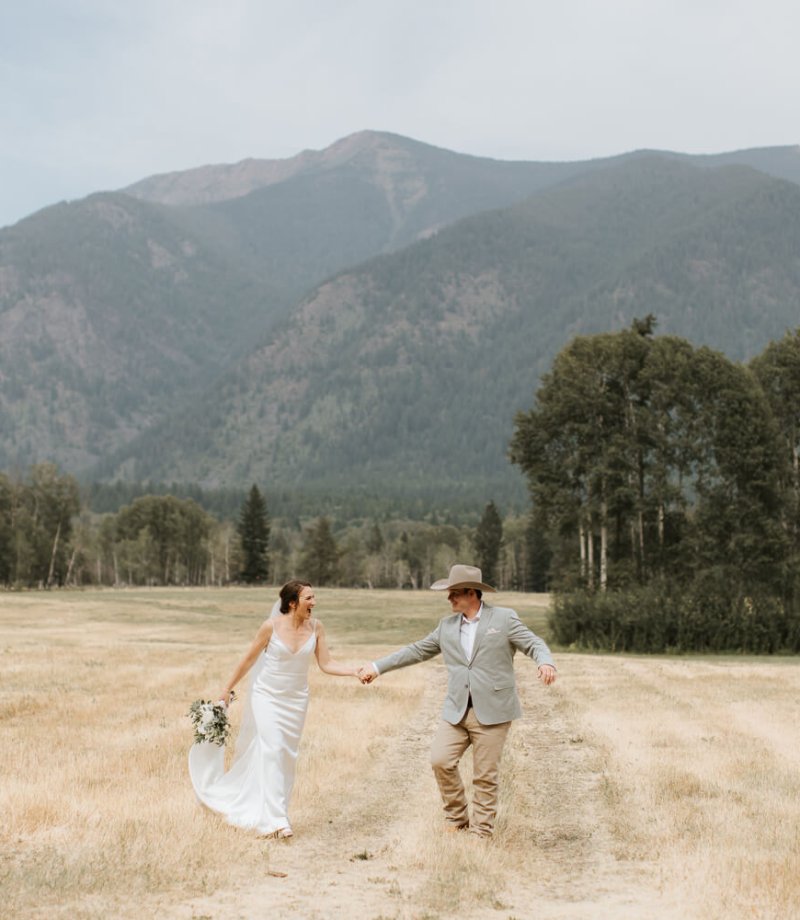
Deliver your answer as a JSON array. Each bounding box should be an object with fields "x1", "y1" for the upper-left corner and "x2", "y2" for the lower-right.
[{"x1": 2, "y1": 0, "x2": 798, "y2": 228}]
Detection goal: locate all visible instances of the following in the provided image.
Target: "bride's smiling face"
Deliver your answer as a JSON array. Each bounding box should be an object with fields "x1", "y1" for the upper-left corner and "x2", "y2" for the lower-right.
[{"x1": 294, "y1": 586, "x2": 316, "y2": 619}]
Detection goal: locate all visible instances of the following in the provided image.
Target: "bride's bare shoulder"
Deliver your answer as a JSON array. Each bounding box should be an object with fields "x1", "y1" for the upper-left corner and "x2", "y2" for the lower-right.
[{"x1": 255, "y1": 617, "x2": 276, "y2": 638}]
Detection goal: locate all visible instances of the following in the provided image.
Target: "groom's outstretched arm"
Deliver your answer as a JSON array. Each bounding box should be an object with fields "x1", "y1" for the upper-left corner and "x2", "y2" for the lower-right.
[
  {"x1": 359, "y1": 626, "x2": 442, "y2": 683},
  {"x1": 507, "y1": 611, "x2": 557, "y2": 684}
]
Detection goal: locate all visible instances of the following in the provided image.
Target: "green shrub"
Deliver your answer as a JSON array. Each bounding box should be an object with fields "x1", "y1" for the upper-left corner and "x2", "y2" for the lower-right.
[{"x1": 551, "y1": 583, "x2": 800, "y2": 653}]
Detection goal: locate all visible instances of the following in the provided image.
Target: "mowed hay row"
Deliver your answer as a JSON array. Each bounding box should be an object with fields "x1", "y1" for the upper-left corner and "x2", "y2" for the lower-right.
[
  {"x1": 292, "y1": 663, "x2": 427, "y2": 830},
  {"x1": 562, "y1": 655, "x2": 800, "y2": 919}
]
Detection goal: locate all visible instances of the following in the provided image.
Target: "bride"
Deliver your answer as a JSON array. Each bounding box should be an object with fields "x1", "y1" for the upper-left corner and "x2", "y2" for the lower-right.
[{"x1": 189, "y1": 580, "x2": 360, "y2": 839}]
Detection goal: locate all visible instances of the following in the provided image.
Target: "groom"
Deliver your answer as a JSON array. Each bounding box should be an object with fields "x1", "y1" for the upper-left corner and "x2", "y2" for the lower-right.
[{"x1": 359, "y1": 564, "x2": 556, "y2": 838}]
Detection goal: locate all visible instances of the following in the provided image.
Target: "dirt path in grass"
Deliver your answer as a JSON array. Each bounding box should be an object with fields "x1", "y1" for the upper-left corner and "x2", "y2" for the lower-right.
[{"x1": 168, "y1": 668, "x2": 687, "y2": 920}]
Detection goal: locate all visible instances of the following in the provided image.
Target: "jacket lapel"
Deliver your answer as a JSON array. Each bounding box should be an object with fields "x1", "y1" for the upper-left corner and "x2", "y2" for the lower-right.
[
  {"x1": 447, "y1": 613, "x2": 469, "y2": 664},
  {"x1": 469, "y1": 604, "x2": 493, "y2": 663}
]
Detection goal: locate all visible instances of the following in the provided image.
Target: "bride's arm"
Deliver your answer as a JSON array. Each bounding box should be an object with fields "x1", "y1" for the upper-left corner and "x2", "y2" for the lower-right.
[
  {"x1": 218, "y1": 619, "x2": 274, "y2": 704},
  {"x1": 314, "y1": 621, "x2": 359, "y2": 677}
]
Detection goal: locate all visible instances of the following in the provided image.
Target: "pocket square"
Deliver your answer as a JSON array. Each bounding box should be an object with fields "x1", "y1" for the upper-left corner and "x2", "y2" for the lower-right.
[{"x1": 486, "y1": 627, "x2": 500, "y2": 634}]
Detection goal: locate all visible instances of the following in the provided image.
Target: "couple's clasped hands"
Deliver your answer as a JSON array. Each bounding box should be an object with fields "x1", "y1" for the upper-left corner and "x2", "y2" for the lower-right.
[{"x1": 355, "y1": 664, "x2": 378, "y2": 684}]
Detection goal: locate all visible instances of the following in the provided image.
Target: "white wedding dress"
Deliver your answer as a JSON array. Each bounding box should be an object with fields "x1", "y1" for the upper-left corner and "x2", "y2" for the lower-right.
[{"x1": 189, "y1": 613, "x2": 316, "y2": 835}]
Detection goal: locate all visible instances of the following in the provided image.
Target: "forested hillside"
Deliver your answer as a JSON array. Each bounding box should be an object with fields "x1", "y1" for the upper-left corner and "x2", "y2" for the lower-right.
[
  {"x1": 102, "y1": 156, "x2": 800, "y2": 504},
  {"x1": 0, "y1": 193, "x2": 269, "y2": 470},
  {"x1": 2, "y1": 132, "x2": 800, "y2": 507},
  {"x1": 0, "y1": 131, "x2": 605, "y2": 473}
]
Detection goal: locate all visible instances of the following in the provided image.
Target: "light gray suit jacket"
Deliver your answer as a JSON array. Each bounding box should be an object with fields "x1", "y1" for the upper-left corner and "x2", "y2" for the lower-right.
[{"x1": 374, "y1": 603, "x2": 555, "y2": 726}]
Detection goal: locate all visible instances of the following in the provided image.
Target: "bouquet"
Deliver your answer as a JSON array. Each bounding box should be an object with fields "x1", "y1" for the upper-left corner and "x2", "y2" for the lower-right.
[{"x1": 188, "y1": 692, "x2": 236, "y2": 747}]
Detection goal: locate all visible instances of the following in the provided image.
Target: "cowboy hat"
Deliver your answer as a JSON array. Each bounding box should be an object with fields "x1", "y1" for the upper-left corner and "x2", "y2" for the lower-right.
[{"x1": 430, "y1": 564, "x2": 496, "y2": 592}]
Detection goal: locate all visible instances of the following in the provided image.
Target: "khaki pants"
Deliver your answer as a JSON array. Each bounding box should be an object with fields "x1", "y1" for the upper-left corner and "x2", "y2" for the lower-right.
[{"x1": 430, "y1": 708, "x2": 511, "y2": 836}]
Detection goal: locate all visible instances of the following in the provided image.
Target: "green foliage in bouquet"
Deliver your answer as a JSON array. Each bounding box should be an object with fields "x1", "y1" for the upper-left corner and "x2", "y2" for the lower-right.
[{"x1": 188, "y1": 695, "x2": 235, "y2": 747}]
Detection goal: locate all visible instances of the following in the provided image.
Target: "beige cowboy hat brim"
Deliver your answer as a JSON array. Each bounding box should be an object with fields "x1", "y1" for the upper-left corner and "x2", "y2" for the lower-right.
[{"x1": 430, "y1": 564, "x2": 496, "y2": 592}]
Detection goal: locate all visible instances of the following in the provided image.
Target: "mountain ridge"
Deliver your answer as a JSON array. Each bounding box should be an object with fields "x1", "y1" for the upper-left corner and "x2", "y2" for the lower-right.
[
  {"x1": 95, "y1": 156, "x2": 800, "y2": 502},
  {"x1": 123, "y1": 130, "x2": 570, "y2": 207},
  {"x1": 123, "y1": 131, "x2": 800, "y2": 209},
  {"x1": 3, "y1": 133, "x2": 800, "y2": 507}
]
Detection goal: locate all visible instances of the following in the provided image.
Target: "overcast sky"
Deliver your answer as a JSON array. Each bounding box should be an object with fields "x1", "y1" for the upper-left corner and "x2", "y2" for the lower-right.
[{"x1": 2, "y1": 0, "x2": 798, "y2": 229}]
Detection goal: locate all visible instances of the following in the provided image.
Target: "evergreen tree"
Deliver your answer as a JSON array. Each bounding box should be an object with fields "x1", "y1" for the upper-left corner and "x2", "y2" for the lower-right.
[
  {"x1": 238, "y1": 484, "x2": 270, "y2": 584},
  {"x1": 0, "y1": 473, "x2": 12, "y2": 585},
  {"x1": 299, "y1": 517, "x2": 339, "y2": 585},
  {"x1": 525, "y1": 506, "x2": 552, "y2": 592},
  {"x1": 474, "y1": 501, "x2": 503, "y2": 586},
  {"x1": 366, "y1": 522, "x2": 384, "y2": 554}
]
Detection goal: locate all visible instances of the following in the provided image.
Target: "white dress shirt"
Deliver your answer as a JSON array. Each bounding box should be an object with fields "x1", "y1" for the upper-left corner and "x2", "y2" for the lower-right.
[{"x1": 460, "y1": 604, "x2": 483, "y2": 660}]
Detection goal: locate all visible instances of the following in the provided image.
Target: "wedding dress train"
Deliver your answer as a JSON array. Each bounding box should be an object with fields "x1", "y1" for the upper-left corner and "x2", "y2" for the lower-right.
[{"x1": 189, "y1": 621, "x2": 316, "y2": 835}]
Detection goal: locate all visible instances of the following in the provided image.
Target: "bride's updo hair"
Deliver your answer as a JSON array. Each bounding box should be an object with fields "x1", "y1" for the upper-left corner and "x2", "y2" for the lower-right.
[{"x1": 279, "y1": 580, "x2": 312, "y2": 614}]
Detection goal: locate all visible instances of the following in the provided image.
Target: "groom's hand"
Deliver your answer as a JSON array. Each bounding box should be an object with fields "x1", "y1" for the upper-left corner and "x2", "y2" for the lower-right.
[
  {"x1": 538, "y1": 664, "x2": 557, "y2": 686},
  {"x1": 358, "y1": 664, "x2": 378, "y2": 684}
]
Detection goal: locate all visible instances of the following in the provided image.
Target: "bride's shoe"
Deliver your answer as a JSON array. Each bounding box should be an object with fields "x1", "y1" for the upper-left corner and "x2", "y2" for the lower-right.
[{"x1": 259, "y1": 826, "x2": 293, "y2": 840}]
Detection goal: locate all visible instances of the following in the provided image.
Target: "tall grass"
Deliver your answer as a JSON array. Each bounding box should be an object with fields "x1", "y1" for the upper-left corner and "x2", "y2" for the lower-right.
[{"x1": 562, "y1": 655, "x2": 800, "y2": 918}]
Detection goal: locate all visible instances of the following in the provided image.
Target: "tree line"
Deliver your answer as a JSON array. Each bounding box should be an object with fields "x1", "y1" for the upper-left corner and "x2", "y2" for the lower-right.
[
  {"x1": 9, "y1": 318, "x2": 800, "y2": 657},
  {"x1": 511, "y1": 318, "x2": 800, "y2": 652},
  {"x1": 0, "y1": 466, "x2": 514, "y2": 592}
]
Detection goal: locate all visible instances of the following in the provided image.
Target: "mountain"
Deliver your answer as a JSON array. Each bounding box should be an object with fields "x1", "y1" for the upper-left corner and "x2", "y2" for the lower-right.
[
  {"x1": 2, "y1": 132, "x2": 800, "y2": 506},
  {"x1": 1, "y1": 132, "x2": 596, "y2": 472},
  {"x1": 99, "y1": 156, "x2": 800, "y2": 504}
]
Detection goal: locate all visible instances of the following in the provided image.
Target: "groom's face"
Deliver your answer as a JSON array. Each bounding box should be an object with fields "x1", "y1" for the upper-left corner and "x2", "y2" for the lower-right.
[{"x1": 447, "y1": 588, "x2": 475, "y2": 616}]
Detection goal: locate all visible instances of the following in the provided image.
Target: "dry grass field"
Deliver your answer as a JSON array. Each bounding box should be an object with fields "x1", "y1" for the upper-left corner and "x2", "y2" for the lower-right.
[{"x1": 2, "y1": 587, "x2": 799, "y2": 919}]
